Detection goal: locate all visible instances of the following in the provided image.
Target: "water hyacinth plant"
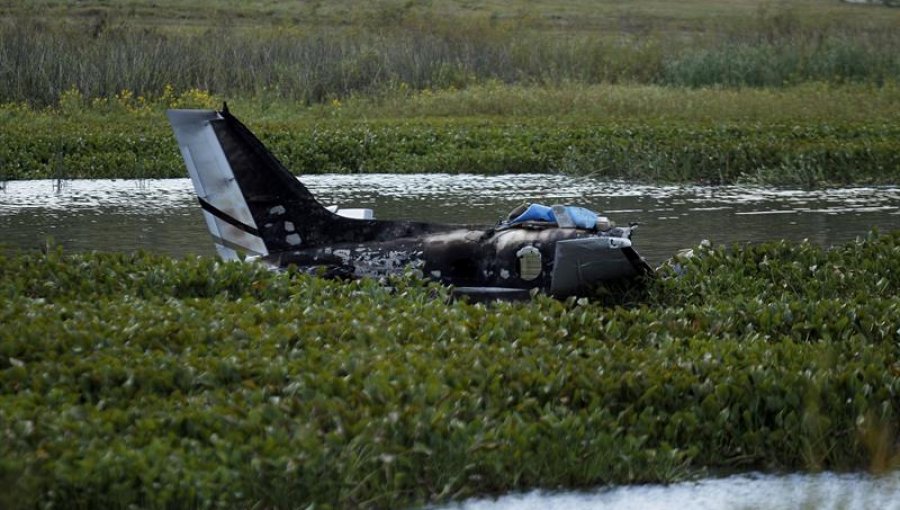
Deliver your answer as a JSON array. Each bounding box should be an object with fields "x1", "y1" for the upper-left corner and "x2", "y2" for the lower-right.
[
  {"x1": 2, "y1": 232, "x2": 899, "y2": 509},
  {"x1": 2, "y1": 88, "x2": 898, "y2": 185}
]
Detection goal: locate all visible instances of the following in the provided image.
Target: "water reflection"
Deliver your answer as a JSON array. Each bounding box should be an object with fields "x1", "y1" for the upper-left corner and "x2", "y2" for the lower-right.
[
  {"x1": 1, "y1": 176, "x2": 899, "y2": 265},
  {"x1": 428, "y1": 471, "x2": 900, "y2": 510}
]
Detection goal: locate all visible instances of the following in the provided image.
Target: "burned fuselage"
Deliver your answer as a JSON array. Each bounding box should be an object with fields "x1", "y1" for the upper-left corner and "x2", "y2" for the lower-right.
[{"x1": 167, "y1": 105, "x2": 651, "y2": 298}]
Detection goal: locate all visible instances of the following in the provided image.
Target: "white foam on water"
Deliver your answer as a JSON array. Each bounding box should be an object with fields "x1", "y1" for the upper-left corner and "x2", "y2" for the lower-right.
[{"x1": 428, "y1": 471, "x2": 900, "y2": 510}]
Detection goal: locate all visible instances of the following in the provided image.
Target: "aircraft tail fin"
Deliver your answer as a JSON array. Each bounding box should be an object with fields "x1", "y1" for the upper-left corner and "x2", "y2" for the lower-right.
[{"x1": 167, "y1": 106, "x2": 341, "y2": 259}]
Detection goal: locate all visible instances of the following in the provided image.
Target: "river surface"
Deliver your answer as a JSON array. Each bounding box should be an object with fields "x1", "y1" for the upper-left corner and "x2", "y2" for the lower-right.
[
  {"x1": 1, "y1": 175, "x2": 899, "y2": 264},
  {"x1": 428, "y1": 471, "x2": 900, "y2": 510}
]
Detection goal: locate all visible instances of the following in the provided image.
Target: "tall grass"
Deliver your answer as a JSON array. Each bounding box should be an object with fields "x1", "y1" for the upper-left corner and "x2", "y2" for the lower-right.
[
  {"x1": 1, "y1": 8, "x2": 897, "y2": 106},
  {"x1": 663, "y1": 37, "x2": 899, "y2": 87}
]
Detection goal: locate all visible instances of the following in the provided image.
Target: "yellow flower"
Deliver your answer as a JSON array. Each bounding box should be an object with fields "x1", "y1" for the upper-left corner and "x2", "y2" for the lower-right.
[
  {"x1": 161, "y1": 83, "x2": 176, "y2": 107},
  {"x1": 175, "y1": 88, "x2": 216, "y2": 109},
  {"x1": 59, "y1": 86, "x2": 84, "y2": 113}
]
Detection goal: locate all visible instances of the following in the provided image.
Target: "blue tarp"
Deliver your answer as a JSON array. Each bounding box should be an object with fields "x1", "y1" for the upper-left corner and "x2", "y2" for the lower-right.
[{"x1": 509, "y1": 203, "x2": 599, "y2": 229}]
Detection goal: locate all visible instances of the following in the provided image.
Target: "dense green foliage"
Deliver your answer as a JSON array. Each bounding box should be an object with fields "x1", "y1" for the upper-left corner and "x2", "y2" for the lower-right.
[
  {"x1": 2, "y1": 84, "x2": 898, "y2": 185},
  {"x1": 1, "y1": 0, "x2": 898, "y2": 105},
  {"x1": 3, "y1": 120, "x2": 896, "y2": 185},
  {"x1": 2, "y1": 233, "x2": 899, "y2": 509}
]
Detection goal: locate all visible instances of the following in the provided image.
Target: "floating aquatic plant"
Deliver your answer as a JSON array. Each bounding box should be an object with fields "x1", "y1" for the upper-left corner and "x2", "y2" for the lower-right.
[
  {"x1": 1, "y1": 233, "x2": 899, "y2": 509},
  {"x1": 2, "y1": 114, "x2": 897, "y2": 185}
]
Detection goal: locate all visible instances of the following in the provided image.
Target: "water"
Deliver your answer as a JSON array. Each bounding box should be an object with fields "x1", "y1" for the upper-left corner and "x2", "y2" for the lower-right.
[
  {"x1": 429, "y1": 471, "x2": 900, "y2": 510},
  {"x1": 1, "y1": 175, "x2": 899, "y2": 265}
]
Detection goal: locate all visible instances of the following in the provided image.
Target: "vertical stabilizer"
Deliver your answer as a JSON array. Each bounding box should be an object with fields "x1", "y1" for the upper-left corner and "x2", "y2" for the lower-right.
[{"x1": 169, "y1": 107, "x2": 446, "y2": 260}]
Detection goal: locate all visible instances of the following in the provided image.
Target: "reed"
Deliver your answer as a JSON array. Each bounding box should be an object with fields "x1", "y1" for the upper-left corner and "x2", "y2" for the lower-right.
[{"x1": 1, "y1": 2, "x2": 897, "y2": 106}]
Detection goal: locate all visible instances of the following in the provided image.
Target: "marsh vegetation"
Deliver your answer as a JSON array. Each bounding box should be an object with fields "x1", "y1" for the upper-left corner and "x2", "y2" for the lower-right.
[
  {"x1": 2, "y1": 0, "x2": 899, "y2": 104},
  {"x1": 0, "y1": 0, "x2": 897, "y2": 183},
  {"x1": 2, "y1": 233, "x2": 899, "y2": 508},
  {"x1": 1, "y1": 2, "x2": 899, "y2": 508},
  {"x1": 2, "y1": 83, "x2": 898, "y2": 184}
]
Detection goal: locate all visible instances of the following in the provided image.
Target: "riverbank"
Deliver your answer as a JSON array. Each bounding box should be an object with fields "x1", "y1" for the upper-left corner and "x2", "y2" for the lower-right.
[
  {"x1": 1, "y1": 83, "x2": 898, "y2": 185},
  {"x1": 2, "y1": 232, "x2": 899, "y2": 509}
]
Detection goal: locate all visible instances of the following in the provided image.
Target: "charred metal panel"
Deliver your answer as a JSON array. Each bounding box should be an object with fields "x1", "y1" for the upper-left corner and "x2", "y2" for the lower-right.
[
  {"x1": 550, "y1": 237, "x2": 639, "y2": 296},
  {"x1": 265, "y1": 238, "x2": 425, "y2": 279},
  {"x1": 422, "y1": 229, "x2": 489, "y2": 285}
]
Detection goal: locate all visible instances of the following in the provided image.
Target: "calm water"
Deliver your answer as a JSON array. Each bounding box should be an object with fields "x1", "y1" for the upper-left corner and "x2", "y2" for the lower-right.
[
  {"x1": 429, "y1": 471, "x2": 900, "y2": 510},
  {"x1": 1, "y1": 175, "x2": 899, "y2": 265}
]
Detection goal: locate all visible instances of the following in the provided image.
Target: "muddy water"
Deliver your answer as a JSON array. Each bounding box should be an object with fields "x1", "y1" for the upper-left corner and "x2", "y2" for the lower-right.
[
  {"x1": 1, "y1": 175, "x2": 899, "y2": 265},
  {"x1": 428, "y1": 471, "x2": 900, "y2": 510}
]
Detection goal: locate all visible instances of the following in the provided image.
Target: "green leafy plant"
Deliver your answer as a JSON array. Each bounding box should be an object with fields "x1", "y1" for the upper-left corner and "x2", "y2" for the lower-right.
[{"x1": 2, "y1": 232, "x2": 899, "y2": 509}]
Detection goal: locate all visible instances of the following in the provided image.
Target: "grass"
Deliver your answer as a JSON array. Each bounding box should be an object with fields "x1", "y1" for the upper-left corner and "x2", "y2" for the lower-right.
[
  {"x1": 1, "y1": 232, "x2": 899, "y2": 509},
  {"x1": 0, "y1": 1, "x2": 898, "y2": 105},
  {"x1": 258, "y1": 81, "x2": 900, "y2": 123},
  {"x1": 4, "y1": 0, "x2": 898, "y2": 35},
  {"x1": 1, "y1": 83, "x2": 898, "y2": 184}
]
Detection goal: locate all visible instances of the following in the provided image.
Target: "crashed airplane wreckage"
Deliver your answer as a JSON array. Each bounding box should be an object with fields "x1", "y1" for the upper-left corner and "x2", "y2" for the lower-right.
[{"x1": 167, "y1": 106, "x2": 652, "y2": 299}]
